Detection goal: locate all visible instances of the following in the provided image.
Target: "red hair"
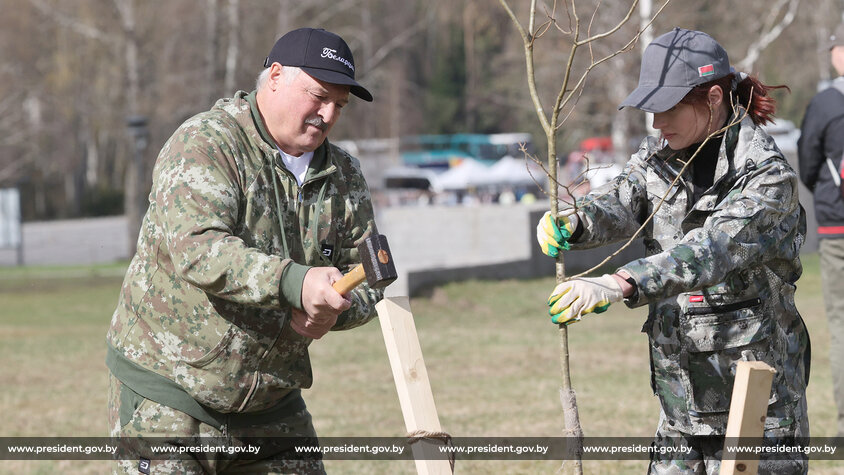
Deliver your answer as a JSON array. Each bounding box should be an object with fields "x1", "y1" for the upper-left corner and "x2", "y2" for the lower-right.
[{"x1": 679, "y1": 73, "x2": 789, "y2": 126}]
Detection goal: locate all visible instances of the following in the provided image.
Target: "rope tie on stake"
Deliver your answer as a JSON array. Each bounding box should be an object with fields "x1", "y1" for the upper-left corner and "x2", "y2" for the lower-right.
[{"x1": 406, "y1": 429, "x2": 455, "y2": 473}]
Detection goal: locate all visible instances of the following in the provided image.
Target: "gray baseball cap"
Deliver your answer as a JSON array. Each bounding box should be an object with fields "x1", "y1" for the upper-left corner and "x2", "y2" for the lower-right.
[{"x1": 619, "y1": 28, "x2": 731, "y2": 113}]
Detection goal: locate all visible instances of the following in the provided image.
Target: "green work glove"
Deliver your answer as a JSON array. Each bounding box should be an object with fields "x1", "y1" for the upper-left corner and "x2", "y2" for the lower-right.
[
  {"x1": 536, "y1": 211, "x2": 579, "y2": 258},
  {"x1": 547, "y1": 274, "x2": 623, "y2": 325}
]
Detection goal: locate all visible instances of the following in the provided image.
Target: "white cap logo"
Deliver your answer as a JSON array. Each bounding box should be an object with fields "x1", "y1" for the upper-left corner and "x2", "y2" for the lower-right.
[{"x1": 321, "y1": 47, "x2": 354, "y2": 72}]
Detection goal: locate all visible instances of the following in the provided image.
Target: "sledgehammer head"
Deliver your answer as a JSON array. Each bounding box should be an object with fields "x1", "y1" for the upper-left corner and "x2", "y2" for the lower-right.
[{"x1": 358, "y1": 234, "x2": 397, "y2": 289}]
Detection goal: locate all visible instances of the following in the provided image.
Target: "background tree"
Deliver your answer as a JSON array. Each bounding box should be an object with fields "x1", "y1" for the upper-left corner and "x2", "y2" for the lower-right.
[{"x1": 0, "y1": 0, "x2": 841, "y2": 230}]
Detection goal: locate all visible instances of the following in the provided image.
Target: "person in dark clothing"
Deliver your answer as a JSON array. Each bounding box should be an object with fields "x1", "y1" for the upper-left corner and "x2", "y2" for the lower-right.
[{"x1": 797, "y1": 21, "x2": 844, "y2": 437}]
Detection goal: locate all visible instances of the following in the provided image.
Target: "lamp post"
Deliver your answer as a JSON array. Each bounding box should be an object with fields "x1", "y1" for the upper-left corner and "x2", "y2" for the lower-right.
[
  {"x1": 125, "y1": 115, "x2": 149, "y2": 256},
  {"x1": 0, "y1": 187, "x2": 22, "y2": 266}
]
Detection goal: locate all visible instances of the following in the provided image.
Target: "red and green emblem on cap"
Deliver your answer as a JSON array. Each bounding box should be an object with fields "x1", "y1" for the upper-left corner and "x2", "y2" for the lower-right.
[{"x1": 698, "y1": 64, "x2": 715, "y2": 77}]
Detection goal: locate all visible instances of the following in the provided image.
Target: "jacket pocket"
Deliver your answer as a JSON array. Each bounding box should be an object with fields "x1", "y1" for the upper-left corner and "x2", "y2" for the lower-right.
[
  {"x1": 177, "y1": 324, "x2": 255, "y2": 412},
  {"x1": 118, "y1": 383, "x2": 149, "y2": 429},
  {"x1": 680, "y1": 297, "x2": 773, "y2": 414},
  {"x1": 645, "y1": 176, "x2": 684, "y2": 243}
]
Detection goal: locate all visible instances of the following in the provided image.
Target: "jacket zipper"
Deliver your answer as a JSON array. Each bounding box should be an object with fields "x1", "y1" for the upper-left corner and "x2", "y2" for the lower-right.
[
  {"x1": 685, "y1": 297, "x2": 762, "y2": 316},
  {"x1": 245, "y1": 157, "x2": 332, "y2": 413},
  {"x1": 237, "y1": 371, "x2": 261, "y2": 412}
]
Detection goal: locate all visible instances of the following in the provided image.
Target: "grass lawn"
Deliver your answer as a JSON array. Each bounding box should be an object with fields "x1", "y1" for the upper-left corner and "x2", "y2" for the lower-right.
[{"x1": 0, "y1": 253, "x2": 840, "y2": 474}]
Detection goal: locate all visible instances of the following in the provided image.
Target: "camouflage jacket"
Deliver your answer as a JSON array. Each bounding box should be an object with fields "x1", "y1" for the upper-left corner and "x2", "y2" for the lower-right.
[
  {"x1": 570, "y1": 111, "x2": 809, "y2": 434},
  {"x1": 107, "y1": 90, "x2": 382, "y2": 415}
]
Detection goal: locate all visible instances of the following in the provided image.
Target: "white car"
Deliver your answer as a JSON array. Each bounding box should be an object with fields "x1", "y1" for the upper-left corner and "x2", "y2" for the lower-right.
[{"x1": 762, "y1": 118, "x2": 800, "y2": 157}]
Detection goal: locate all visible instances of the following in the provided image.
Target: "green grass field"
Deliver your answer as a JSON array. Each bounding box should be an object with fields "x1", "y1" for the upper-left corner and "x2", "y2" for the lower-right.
[{"x1": 0, "y1": 254, "x2": 841, "y2": 474}]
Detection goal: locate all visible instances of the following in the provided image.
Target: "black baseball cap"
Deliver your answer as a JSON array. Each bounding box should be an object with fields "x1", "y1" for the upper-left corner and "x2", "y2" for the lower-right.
[
  {"x1": 619, "y1": 28, "x2": 731, "y2": 113},
  {"x1": 264, "y1": 27, "x2": 373, "y2": 102}
]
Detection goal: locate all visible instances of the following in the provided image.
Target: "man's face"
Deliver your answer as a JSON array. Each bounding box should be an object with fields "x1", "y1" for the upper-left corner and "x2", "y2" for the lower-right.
[{"x1": 264, "y1": 65, "x2": 351, "y2": 156}]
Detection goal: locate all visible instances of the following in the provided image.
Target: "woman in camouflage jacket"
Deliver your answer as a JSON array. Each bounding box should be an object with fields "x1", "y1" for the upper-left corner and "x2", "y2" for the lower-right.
[{"x1": 537, "y1": 28, "x2": 810, "y2": 474}]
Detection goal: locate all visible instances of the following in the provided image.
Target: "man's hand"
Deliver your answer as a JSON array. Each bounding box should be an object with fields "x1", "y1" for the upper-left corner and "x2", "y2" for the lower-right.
[
  {"x1": 297, "y1": 267, "x2": 351, "y2": 338},
  {"x1": 536, "y1": 211, "x2": 579, "y2": 258},
  {"x1": 547, "y1": 274, "x2": 624, "y2": 325},
  {"x1": 290, "y1": 308, "x2": 337, "y2": 340}
]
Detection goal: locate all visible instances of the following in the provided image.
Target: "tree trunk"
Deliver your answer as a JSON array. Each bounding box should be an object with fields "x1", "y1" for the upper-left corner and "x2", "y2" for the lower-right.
[
  {"x1": 223, "y1": 0, "x2": 240, "y2": 96},
  {"x1": 463, "y1": 0, "x2": 477, "y2": 132},
  {"x1": 609, "y1": 56, "x2": 632, "y2": 163},
  {"x1": 205, "y1": 0, "x2": 220, "y2": 105},
  {"x1": 115, "y1": 0, "x2": 147, "y2": 256},
  {"x1": 276, "y1": 0, "x2": 290, "y2": 39}
]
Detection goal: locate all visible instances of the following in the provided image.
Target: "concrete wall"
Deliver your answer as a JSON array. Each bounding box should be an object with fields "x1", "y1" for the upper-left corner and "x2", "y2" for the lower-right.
[
  {"x1": 376, "y1": 204, "x2": 646, "y2": 296},
  {"x1": 0, "y1": 206, "x2": 645, "y2": 298},
  {"x1": 1, "y1": 187, "x2": 819, "y2": 298},
  {"x1": 376, "y1": 204, "x2": 540, "y2": 296},
  {"x1": 0, "y1": 215, "x2": 129, "y2": 267}
]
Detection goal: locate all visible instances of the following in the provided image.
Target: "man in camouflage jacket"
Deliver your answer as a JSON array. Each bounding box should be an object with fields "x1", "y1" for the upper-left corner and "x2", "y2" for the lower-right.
[{"x1": 106, "y1": 28, "x2": 380, "y2": 473}]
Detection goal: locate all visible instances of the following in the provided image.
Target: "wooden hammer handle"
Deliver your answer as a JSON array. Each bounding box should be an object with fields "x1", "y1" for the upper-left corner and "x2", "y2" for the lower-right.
[{"x1": 332, "y1": 264, "x2": 366, "y2": 294}]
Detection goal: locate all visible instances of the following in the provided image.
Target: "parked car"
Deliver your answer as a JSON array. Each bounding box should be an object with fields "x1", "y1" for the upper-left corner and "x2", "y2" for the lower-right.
[{"x1": 762, "y1": 118, "x2": 800, "y2": 157}]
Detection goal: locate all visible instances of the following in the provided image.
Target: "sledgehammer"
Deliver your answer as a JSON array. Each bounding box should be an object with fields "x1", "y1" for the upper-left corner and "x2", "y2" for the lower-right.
[{"x1": 332, "y1": 234, "x2": 397, "y2": 294}]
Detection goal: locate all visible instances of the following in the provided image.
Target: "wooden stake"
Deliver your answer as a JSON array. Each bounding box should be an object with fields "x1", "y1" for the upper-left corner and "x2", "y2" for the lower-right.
[
  {"x1": 719, "y1": 361, "x2": 776, "y2": 475},
  {"x1": 376, "y1": 297, "x2": 452, "y2": 475}
]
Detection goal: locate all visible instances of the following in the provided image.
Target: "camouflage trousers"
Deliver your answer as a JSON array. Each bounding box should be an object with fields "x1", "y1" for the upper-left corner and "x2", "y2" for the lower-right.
[
  {"x1": 820, "y1": 238, "x2": 844, "y2": 436},
  {"x1": 648, "y1": 397, "x2": 809, "y2": 475},
  {"x1": 108, "y1": 374, "x2": 325, "y2": 474}
]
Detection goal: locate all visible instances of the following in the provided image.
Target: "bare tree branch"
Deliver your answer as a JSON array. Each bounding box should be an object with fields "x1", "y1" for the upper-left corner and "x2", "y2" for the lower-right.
[
  {"x1": 312, "y1": 0, "x2": 360, "y2": 27},
  {"x1": 361, "y1": 17, "x2": 429, "y2": 78},
  {"x1": 0, "y1": 161, "x2": 29, "y2": 184},
  {"x1": 276, "y1": 0, "x2": 311, "y2": 35},
  {"x1": 498, "y1": 0, "x2": 553, "y2": 136},
  {"x1": 735, "y1": 0, "x2": 801, "y2": 71},
  {"x1": 557, "y1": 0, "x2": 671, "y2": 120},
  {"x1": 27, "y1": 0, "x2": 115, "y2": 43}
]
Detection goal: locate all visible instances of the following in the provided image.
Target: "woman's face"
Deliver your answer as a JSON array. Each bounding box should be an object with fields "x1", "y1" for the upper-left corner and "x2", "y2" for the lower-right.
[{"x1": 652, "y1": 101, "x2": 714, "y2": 151}]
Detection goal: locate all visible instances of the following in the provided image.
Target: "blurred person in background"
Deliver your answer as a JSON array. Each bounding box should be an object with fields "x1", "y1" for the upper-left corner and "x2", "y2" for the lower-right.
[{"x1": 798, "y1": 21, "x2": 844, "y2": 438}]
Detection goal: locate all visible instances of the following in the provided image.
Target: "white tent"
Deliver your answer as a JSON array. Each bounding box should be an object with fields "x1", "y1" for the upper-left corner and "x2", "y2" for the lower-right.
[
  {"x1": 475, "y1": 156, "x2": 543, "y2": 187},
  {"x1": 435, "y1": 159, "x2": 492, "y2": 190},
  {"x1": 583, "y1": 163, "x2": 624, "y2": 189}
]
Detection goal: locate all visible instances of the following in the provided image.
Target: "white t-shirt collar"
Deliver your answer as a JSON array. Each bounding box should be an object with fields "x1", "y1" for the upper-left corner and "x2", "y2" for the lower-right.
[{"x1": 277, "y1": 148, "x2": 313, "y2": 186}]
